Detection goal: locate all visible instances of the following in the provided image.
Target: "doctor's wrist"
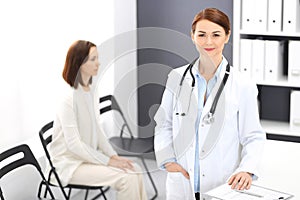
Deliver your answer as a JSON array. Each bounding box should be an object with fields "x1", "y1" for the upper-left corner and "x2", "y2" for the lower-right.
[{"x1": 164, "y1": 162, "x2": 175, "y2": 168}]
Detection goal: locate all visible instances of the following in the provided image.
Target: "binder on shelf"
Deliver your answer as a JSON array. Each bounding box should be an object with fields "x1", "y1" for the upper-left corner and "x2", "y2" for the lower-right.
[
  {"x1": 267, "y1": 0, "x2": 282, "y2": 32},
  {"x1": 288, "y1": 40, "x2": 300, "y2": 83},
  {"x1": 239, "y1": 39, "x2": 252, "y2": 78},
  {"x1": 252, "y1": 39, "x2": 265, "y2": 82},
  {"x1": 241, "y1": 0, "x2": 254, "y2": 31},
  {"x1": 264, "y1": 40, "x2": 284, "y2": 81},
  {"x1": 254, "y1": 0, "x2": 268, "y2": 32},
  {"x1": 290, "y1": 90, "x2": 300, "y2": 132},
  {"x1": 283, "y1": 0, "x2": 300, "y2": 33}
]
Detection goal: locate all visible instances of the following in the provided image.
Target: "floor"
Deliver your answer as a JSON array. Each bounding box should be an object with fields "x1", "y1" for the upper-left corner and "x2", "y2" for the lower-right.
[{"x1": 71, "y1": 158, "x2": 167, "y2": 200}]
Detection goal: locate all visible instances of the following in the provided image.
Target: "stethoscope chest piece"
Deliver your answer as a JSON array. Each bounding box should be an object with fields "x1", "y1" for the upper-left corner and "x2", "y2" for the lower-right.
[{"x1": 203, "y1": 112, "x2": 214, "y2": 124}]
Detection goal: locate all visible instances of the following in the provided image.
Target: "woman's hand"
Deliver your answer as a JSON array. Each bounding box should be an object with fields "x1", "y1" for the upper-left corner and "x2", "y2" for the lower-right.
[
  {"x1": 164, "y1": 162, "x2": 190, "y2": 180},
  {"x1": 228, "y1": 172, "x2": 253, "y2": 190},
  {"x1": 108, "y1": 155, "x2": 134, "y2": 171}
]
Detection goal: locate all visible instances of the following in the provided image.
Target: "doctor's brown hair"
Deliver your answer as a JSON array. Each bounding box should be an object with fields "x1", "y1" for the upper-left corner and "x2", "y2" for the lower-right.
[
  {"x1": 62, "y1": 40, "x2": 96, "y2": 89},
  {"x1": 191, "y1": 8, "x2": 231, "y2": 35}
]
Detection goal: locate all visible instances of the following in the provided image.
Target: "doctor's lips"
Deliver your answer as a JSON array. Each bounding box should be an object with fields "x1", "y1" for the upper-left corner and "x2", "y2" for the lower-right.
[{"x1": 204, "y1": 48, "x2": 215, "y2": 52}]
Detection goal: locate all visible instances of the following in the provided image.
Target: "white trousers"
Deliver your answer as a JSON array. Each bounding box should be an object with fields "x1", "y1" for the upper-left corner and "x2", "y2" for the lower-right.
[{"x1": 69, "y1": 163, "x2": 148, "y2": 200}]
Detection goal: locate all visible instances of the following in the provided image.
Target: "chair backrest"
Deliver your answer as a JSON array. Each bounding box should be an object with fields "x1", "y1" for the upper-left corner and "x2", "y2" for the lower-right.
[
  {"x1": 0, "y1": 144, "x2": 54, "y2": 199},
  {"x1": 99, "y1": 95, "x2": 134, "y2": 138},
  {"x1": 39, "y1": 121, "x2": 54, "y2": 169},
  {"x1": 39, "y1": 121, "x2": 71, "y2": 199}
]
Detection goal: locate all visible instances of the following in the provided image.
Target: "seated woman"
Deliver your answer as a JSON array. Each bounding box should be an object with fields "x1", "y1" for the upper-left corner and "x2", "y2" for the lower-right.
[{"x1": 49, "y1": 40, "x2": 148, "y2": 200}]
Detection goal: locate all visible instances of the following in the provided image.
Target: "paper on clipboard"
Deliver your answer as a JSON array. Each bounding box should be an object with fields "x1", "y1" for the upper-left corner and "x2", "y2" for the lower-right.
[{"x1": 204, "y1": 183, "x2": 294, "y2": 200}]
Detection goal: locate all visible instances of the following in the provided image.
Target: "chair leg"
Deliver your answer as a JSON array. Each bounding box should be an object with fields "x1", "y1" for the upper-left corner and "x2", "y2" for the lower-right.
[
  {"x1": 84, "y1": 189, "x2": 89, "y2": 200},
  {"x1": 37, "y1": 182, "x2": 42, "y2": 198},
  {"x1": 140, "y1": 157, "x2": 158, "y2": 200},
  {"x1": 43, "y1": 182, "x2": 55, "y2": 199},
  {"x1": 37, "y1": 181, "x2": 45, "y2": 198},
  {"x1": 37, "y1": 181, "x2": 54, "y2": 200},
  {"x1": 90, "y1": 187, "x2": 109, "y2": 200},
  {"x1": 67, "y1": 188, "x2": 72, "y2": 199},
  {"x1": 42, "y1": 182, "x2": 48, "y2": 198},
  {"x1": 100, "y1": 188, "x2": 107, "y2": 200},
  {"x1": 0, "y1": 187, "x2": 4, "y2": 200},
  {"x1": 61, "y1": 188, "x2": 72, "y2": 200}
]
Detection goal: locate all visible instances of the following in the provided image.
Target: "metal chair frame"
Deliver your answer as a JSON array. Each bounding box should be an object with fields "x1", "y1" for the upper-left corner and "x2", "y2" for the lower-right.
[
  {"x1": 37, "y1": 121, "x2": 109, "y2": 200},
  {"x1": 0, "y1": 144, "x2": 55, "y2": 200},
  {"x1": 99, "y1": 95, "x2": 158, "y2": 200}
]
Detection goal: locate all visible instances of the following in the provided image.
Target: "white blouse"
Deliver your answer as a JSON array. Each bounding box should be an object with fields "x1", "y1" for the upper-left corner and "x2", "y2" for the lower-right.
[{"x1": 48, "y1": 85, "x2": 117, "y2": 186}]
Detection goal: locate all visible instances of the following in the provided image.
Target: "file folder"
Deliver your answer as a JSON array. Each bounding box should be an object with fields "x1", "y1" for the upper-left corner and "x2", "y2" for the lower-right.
[
  {"x1": 288, "y1": 40, "x2": 300, "y2": 83},
  {"x1": 264, "y1": 40, "x2": 284, "y2": 81},
  {"x1": 290, "y1": 90, "x2": 300, "y2": 132},
  {"x1": 283, "y1": 0, "x2": 300, "y2": 33},
  {"x1": 254, "y1": 0, "x2": 268, "y2": 32},
  {"x1": 239, "y1": 39, "x2": 252, "y2": 78},
  {"x1": 252, "y1": 39, "x2": 265, "y2": 82},
  {"x1": 267, "y1": 0, "x2": 282, "y2": 32},
  {"x1": 241, "y1": 0, "x2": 254, "y2": 31}
]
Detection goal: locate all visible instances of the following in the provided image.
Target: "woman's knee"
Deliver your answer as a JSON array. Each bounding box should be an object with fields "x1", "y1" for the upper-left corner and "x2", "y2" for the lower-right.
[
  {"x1": 116, "y1": 173, "x2": 140, "y2": 191},
  {"x1": 133, "y1": 162, "x2": 143, "y2": 173}
]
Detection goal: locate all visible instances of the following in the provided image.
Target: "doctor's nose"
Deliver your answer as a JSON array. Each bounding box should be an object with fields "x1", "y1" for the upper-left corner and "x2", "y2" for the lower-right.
[{"x1": 205, "y1": 35, "x2": 213, "y2": 44}]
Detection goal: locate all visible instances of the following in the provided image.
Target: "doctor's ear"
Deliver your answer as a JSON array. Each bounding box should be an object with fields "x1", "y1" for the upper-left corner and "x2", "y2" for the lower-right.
[
  {"x1": 191, "y1": 37, "x2": 195, "y2": 45},
  {"x1": 191, "y1": 31, "x2": 195, "y2": 43},
  {"x1": 225, "y1": 30, "x2": 231, "y2": 44}
]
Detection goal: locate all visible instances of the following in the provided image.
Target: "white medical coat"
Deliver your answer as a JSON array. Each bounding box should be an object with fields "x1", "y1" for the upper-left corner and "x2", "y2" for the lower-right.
[{"x1": 154, "y1": 59, "x2": 266, "y2": 200}]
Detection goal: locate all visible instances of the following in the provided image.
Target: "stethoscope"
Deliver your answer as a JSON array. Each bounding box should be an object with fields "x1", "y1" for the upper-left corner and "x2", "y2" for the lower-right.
[{"x1": 174, "y1": 57, "x2": 231, "y2": 124}]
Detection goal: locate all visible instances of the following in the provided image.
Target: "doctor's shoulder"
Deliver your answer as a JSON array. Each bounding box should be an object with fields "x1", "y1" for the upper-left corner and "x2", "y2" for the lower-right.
[
  {"x1": 173, "y1": 64, "x2": 189, "y2": 73},
  {"x1": 167, "y1": 64, "x2": 190, "y2": 80},
  {"x1": 163, "y1": 64, "x2": 191, "y2": 92}
]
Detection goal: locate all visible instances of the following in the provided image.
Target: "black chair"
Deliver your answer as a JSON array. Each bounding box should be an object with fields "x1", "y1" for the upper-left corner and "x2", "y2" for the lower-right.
[
  {"x1": 37, "y1": 121, "x2": 109, "y2": 200},
  {"x1": 99, "y1": 95, "x2": 158, "y2": 200},
  {"x1": 0, "y1": 144, "x2": 55, "y2": 200}
]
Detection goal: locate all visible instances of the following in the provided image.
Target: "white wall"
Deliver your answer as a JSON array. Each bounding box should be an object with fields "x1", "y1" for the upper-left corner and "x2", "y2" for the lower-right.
[
  {"x1": 0, "y1": 1, "x2": 116, "y2": 198},
  {"x1": 0, "y1": 0, "x2": 141, "y2": 198},
  {"x1": 113, "y1": 0, "x2": 138, "y2": 137},
  {"x1": 0, "y1": 0, "x2": 115, "y2": 150}
]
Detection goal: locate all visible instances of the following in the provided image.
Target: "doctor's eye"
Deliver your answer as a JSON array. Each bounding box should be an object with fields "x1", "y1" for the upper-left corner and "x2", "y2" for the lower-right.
[
  {"x1": 212, "y1": 34, "x2": 221, "y2": 37},
  {"x1": 198, "y1": 34, "x2": 206, "y2": 37}
]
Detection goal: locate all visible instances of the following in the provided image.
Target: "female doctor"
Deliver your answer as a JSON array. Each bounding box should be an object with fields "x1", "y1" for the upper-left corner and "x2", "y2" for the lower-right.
[{"x1": 154, "y1": 8, "x2": 266, "y2": 200}]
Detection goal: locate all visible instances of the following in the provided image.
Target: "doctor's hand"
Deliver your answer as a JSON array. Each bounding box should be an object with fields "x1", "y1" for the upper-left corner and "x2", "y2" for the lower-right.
[
  {"x1": 164, "y1": 162, "x2": 190, "y2": 180},
  {"x1": 228, "y1": 172, "x2": 253, "y2": 190}
]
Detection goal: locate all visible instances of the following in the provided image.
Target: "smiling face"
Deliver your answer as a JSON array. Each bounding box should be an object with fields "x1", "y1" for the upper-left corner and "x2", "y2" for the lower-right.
[{"x1": 191, "y1": 19, "x2": 230, "y2": 65}]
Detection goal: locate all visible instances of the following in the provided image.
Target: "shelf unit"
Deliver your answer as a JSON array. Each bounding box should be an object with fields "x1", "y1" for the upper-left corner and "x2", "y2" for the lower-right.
[
  {"x1": 256, "y1": 77, "x2": 300, "y2": 88},
  {"x1": 261, "y1": 119, "x2": 299, "y2": 137},
  {"x1": 239, "y1": 30, "x2": 300, "y2": 38},
  {"x1": 233, "y1": 0, "x2": 300, "y2": 138}
]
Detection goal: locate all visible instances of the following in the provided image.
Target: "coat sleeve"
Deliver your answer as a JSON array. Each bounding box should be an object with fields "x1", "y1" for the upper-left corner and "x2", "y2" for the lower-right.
[
  {"x1": 96, "y1": 124, "x2": 117, "y2": 158},
  {"x1": 236, "y1": 79, "x2": 266, "y2": 178},
  {"x1": 57, "y1": 95, "x2": 113, "y2": 165},
  {"x1": 154, "y1": 70, "x2": 178, "y2": 169}
]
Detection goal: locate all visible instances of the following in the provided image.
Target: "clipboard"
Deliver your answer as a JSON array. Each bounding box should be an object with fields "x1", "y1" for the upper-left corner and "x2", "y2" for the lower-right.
[{"x1": 203, "y1": 183, "x2": 294, "y2": 200}]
